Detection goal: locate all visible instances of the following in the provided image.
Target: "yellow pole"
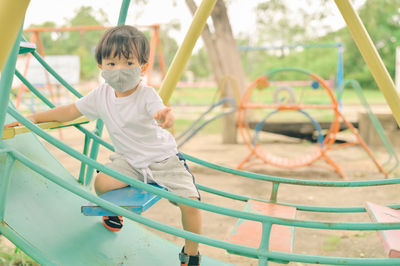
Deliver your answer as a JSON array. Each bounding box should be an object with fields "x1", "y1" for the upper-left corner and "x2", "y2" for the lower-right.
[
  {"x1": 334, "y1": 0, "x2": 400, "y2": 126},
  {"x1": 158, "y1": 0, "x2": 217, "y2": 104},
  {"x1": 0, "y1": 0, "x2": 30, "y2": 71}
]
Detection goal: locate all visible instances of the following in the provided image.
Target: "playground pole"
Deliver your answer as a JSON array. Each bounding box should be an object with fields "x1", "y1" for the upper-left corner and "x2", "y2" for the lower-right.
[
  {"x1": 158, "y1": 0, "x2": 217, "y2": 104},
  {"x1": 0, "y1": 29, "x2": 22, "y2": 138},
  {"x1": 334, "y1": 0, "x2": 400, "y2": 127},
  {"x1": 0, "y1": 0, "x2": 29, "y2": 71},
  {"x1": 117, "y1": 0, "x2": 130, "y2": 26}
]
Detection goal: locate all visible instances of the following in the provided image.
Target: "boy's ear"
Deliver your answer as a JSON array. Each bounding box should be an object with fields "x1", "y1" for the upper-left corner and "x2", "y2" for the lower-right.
[
  {"x1": 140, "y1": 63, "x2": 149, "y2": 75},
  {"x1": 97, "y1": 64, "x2": 102, "y2": 69}
]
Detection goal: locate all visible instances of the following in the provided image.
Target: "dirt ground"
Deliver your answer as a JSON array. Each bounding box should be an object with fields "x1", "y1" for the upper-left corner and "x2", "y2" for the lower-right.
[{"x1": 1, "y1": 118, "x2": 400, "y2": 265}]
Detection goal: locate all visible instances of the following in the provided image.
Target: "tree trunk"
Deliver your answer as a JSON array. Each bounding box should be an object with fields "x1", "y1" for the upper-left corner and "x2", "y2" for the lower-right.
[{"x1": 185, "y1": 0, "x2": 246, "y2": 144}]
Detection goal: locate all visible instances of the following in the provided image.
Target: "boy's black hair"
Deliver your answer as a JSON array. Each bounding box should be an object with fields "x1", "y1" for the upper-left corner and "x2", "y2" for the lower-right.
[{"x1": 95, "y1": 25, "x2": 149, "y2": 65}]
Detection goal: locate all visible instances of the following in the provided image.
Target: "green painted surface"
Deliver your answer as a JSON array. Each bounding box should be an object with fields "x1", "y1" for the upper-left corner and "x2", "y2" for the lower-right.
[{"x1": 0, "y1": 115, "x2": 231, "y2": 266}]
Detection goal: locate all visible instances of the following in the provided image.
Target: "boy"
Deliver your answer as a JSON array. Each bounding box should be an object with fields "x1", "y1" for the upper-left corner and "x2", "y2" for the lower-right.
[{"x1": 5, "y1": 25, "x2": 201, "y2": 266}]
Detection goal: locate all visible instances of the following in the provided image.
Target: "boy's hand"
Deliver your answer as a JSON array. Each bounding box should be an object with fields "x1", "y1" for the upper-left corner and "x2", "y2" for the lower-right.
[
  {"x1": 4, "y1": 115, "x2": 36, "y2": 128},
  {"x1": 153, "y1": 107, "x2": 174, "y2": 129}
]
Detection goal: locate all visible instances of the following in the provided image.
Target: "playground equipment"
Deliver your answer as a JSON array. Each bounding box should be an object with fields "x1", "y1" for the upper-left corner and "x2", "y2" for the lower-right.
[
  {"x1": 338, "y1": 79, "x2": 399, "y2": 173},
  {"x1": 176, "y1": 75, "x2": 239, "y2": 147},
  {"x1": 239, "y1": 42, "x2": 344, "y2": 92},
  {"x1": 1, "y1": 0, "x2": 400, "y2": 265},
  {"x1": 237, "y1": 67, "x2": 390, "y2": 179}
]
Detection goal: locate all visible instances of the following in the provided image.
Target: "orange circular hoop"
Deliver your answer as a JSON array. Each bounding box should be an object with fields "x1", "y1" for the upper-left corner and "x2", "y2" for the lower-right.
[{"x1": 237, "y1": 68, "x2": 342, "y2": 170}]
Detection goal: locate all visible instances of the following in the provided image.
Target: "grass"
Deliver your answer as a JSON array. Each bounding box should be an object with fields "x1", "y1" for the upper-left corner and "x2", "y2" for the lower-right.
[
  {"x1": 0, "y1": 247, "x2": 39, "y2": 266},
  {"x1": 170, "y1": 87, "x2": 219, "y2": 106},
  {"x1": 169, "y1": 86, "x2": 387, "y2": 106},
  {"x1": 174, "y1": 118, "x2": 222, "y2": 137},
  {"x1": 323, "y1": 235, "x2": 342, "y2": 252}
]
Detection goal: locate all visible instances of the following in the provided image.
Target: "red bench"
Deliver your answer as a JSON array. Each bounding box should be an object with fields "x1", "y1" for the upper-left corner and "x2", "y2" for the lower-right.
[
  {"x1": 365, "y1": 201, "x2": 400, "y2": 258},
  {"x1": 227, "y1": 200, "x2": 296, "y2": 262}
]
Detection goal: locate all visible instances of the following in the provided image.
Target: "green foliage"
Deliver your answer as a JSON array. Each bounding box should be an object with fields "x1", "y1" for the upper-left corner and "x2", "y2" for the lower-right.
[
  {"x1": 342, "y1": 0, "x2": 400, "y2": 89},
  {"x1": 187, "y1": 49, "x2": 212, "y2": 78}
]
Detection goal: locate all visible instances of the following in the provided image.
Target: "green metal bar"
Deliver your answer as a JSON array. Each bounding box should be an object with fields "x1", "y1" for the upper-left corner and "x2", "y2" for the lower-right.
[
  {"x1": 182, "y1": 153, "x2": 400, "y2": 187},
  {"x1": 269, "y1": 182, "x2": 279, "y2": 202},
  {"x1": 340, "y1": 79, "x2": 399, "y2": 172},
  {"x1": 7, "y1": 108, "x2": 400, "y2": 232},
  {"x1": 0, "y1": 147, "x2": 11, "y2": 154},
  {"x1": 0, "y1": 27, "x2": 22, "y2": 136},
  {"x1": 197, "y1": 183, "x2": 249, "y2": 202},
  {"x1": 0, "y1": 153, "x2": 15, "y2": 221},
  {"x1": 8, "y1": 145, "x2": 400, "y2": 265},
  {"x1": 258, "y1": 222, "x2": 272, "y2": 266},
  {"x1": 78, "y1": 134, "x2": 91, "y2": 185},
  {"x1": 15, "y1": 69, "x2": 55, "y2": 107},
  {"x1": 259, "y1": 257, "x2": 268, "y2": 266},
  {"x1": 118, "y1": 0, "x2": 130, "y2": 25},
  {"x1": 30, "y1": 51, "x2": 83, "y2": 98},
  {"x1": 159, "y1": 0, "x2": 217, "y2": 104},
  {"x1": 0, "y1": 223, "x2": 55, "y2": 265},
  {"x1": 19, "y1": 36, "x2": 83, "y2": 99},
  {"x1": 16, "y1": 68, "x2": 114, "y2": 154},
  {"x1": 84, "y1": 119, "x2": 104, "y2": 186},
  {"x1": 14, "y1": 71, "x2": 113, "y2": 150},
  {"x1": 6, "y1": 145, "x2": 258, "y2": 260},
  {"x1": 198, "y1": 183, "x2": 400, "y2": 213},
  {"x1": 80, "y1": 125, "x2": 114, "y2": 151},
  {"x1": 4, "y1": 107, "x2": 400, "y2": 264}
]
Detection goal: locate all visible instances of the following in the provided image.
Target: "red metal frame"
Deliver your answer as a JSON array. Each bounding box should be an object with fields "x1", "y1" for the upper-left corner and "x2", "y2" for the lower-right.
[{"x1": 237, "y1": 74, "x2": 388, "y2": 179}]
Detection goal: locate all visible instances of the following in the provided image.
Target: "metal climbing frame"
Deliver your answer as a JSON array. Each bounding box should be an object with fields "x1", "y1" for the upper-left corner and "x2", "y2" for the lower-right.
[
  {"x1": 176, "y1": 75, "x2": 240, "y2": 147},
  {"x1": 237, "y1": 68, "x2": 388, "y2": 179},
  {"x1": 1, "y1": 0, "x2": 400, "y2": 265}
]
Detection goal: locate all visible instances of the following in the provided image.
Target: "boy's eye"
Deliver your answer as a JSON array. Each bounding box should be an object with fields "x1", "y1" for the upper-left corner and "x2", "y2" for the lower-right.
[
  {"x1": 127, "y1": 62, "x2": 133, "y2": 66},
  {"x1": 107, "y1": 62, "x2": 115, "y2": 66}
]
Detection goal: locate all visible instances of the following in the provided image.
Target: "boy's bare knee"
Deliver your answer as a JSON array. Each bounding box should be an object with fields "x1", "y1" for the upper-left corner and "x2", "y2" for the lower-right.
[
  {"x1": 94, "y1": 172, "x2": 129, "y2": 195},
  {"x1": 94, "y1": 173, "x2": 108, "y2": 195}
]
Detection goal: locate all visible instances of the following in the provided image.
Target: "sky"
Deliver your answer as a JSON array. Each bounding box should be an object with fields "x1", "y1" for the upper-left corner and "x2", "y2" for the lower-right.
[{"x1": 22, "y1": 0, "x2": 353, "y2": 48}]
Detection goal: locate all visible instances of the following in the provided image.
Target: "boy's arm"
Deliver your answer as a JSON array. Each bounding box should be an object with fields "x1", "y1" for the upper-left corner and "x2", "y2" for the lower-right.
[{"x1": 4, "y1": 103, "x2": 82, "y2": 128}]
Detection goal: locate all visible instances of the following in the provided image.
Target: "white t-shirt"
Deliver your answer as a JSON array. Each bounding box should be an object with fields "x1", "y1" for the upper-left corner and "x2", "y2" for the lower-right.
[{"x1": 75, "y1": 81, "x2": 178, "y2": 168}]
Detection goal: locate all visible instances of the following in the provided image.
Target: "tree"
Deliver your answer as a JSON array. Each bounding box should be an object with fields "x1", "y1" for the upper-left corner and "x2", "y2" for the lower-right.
[
  {"x1": 185, "y1": 0, "x2": 246, "y2": 143},
  {"x1": 342, "y1": 0, "x2": 400, "y2": 89}
]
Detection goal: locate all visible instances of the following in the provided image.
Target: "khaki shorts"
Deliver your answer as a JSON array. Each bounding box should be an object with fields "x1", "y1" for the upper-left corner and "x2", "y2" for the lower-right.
[{"x1": 104, "y1": 153, "x2": 200, "y2": 200}]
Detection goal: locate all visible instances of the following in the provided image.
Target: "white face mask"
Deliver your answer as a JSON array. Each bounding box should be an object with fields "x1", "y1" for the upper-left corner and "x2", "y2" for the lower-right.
[{"x1": 101, "y1": 66, "x2": 141, "y2": 92}]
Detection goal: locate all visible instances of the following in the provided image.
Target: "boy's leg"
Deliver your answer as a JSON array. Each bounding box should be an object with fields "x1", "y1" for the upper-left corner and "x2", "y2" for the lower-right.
[
  {"x1": 94, "y1": 172, "x2": 129, "y2": 195},
  {"x1": 94, "y1": 172, "x2": 130, "y2": 232},
  {"x1": 178, "y1": 197, "x2": 202, "y2": 256}
]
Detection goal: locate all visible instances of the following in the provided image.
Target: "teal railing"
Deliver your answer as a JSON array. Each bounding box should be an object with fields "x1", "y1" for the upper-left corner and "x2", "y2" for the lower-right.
[{"x1": 1, "y1": 1, "x2": 400, "y2": 265}]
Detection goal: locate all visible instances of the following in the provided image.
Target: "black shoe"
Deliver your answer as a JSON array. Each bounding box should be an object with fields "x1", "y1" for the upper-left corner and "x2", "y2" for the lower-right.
[
  {"x1": 102, "y1": 216, "x2": 123, "y2": 232},
  {"x1": 179, "y1": 247, "x2": 201, "y2": 266}
]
